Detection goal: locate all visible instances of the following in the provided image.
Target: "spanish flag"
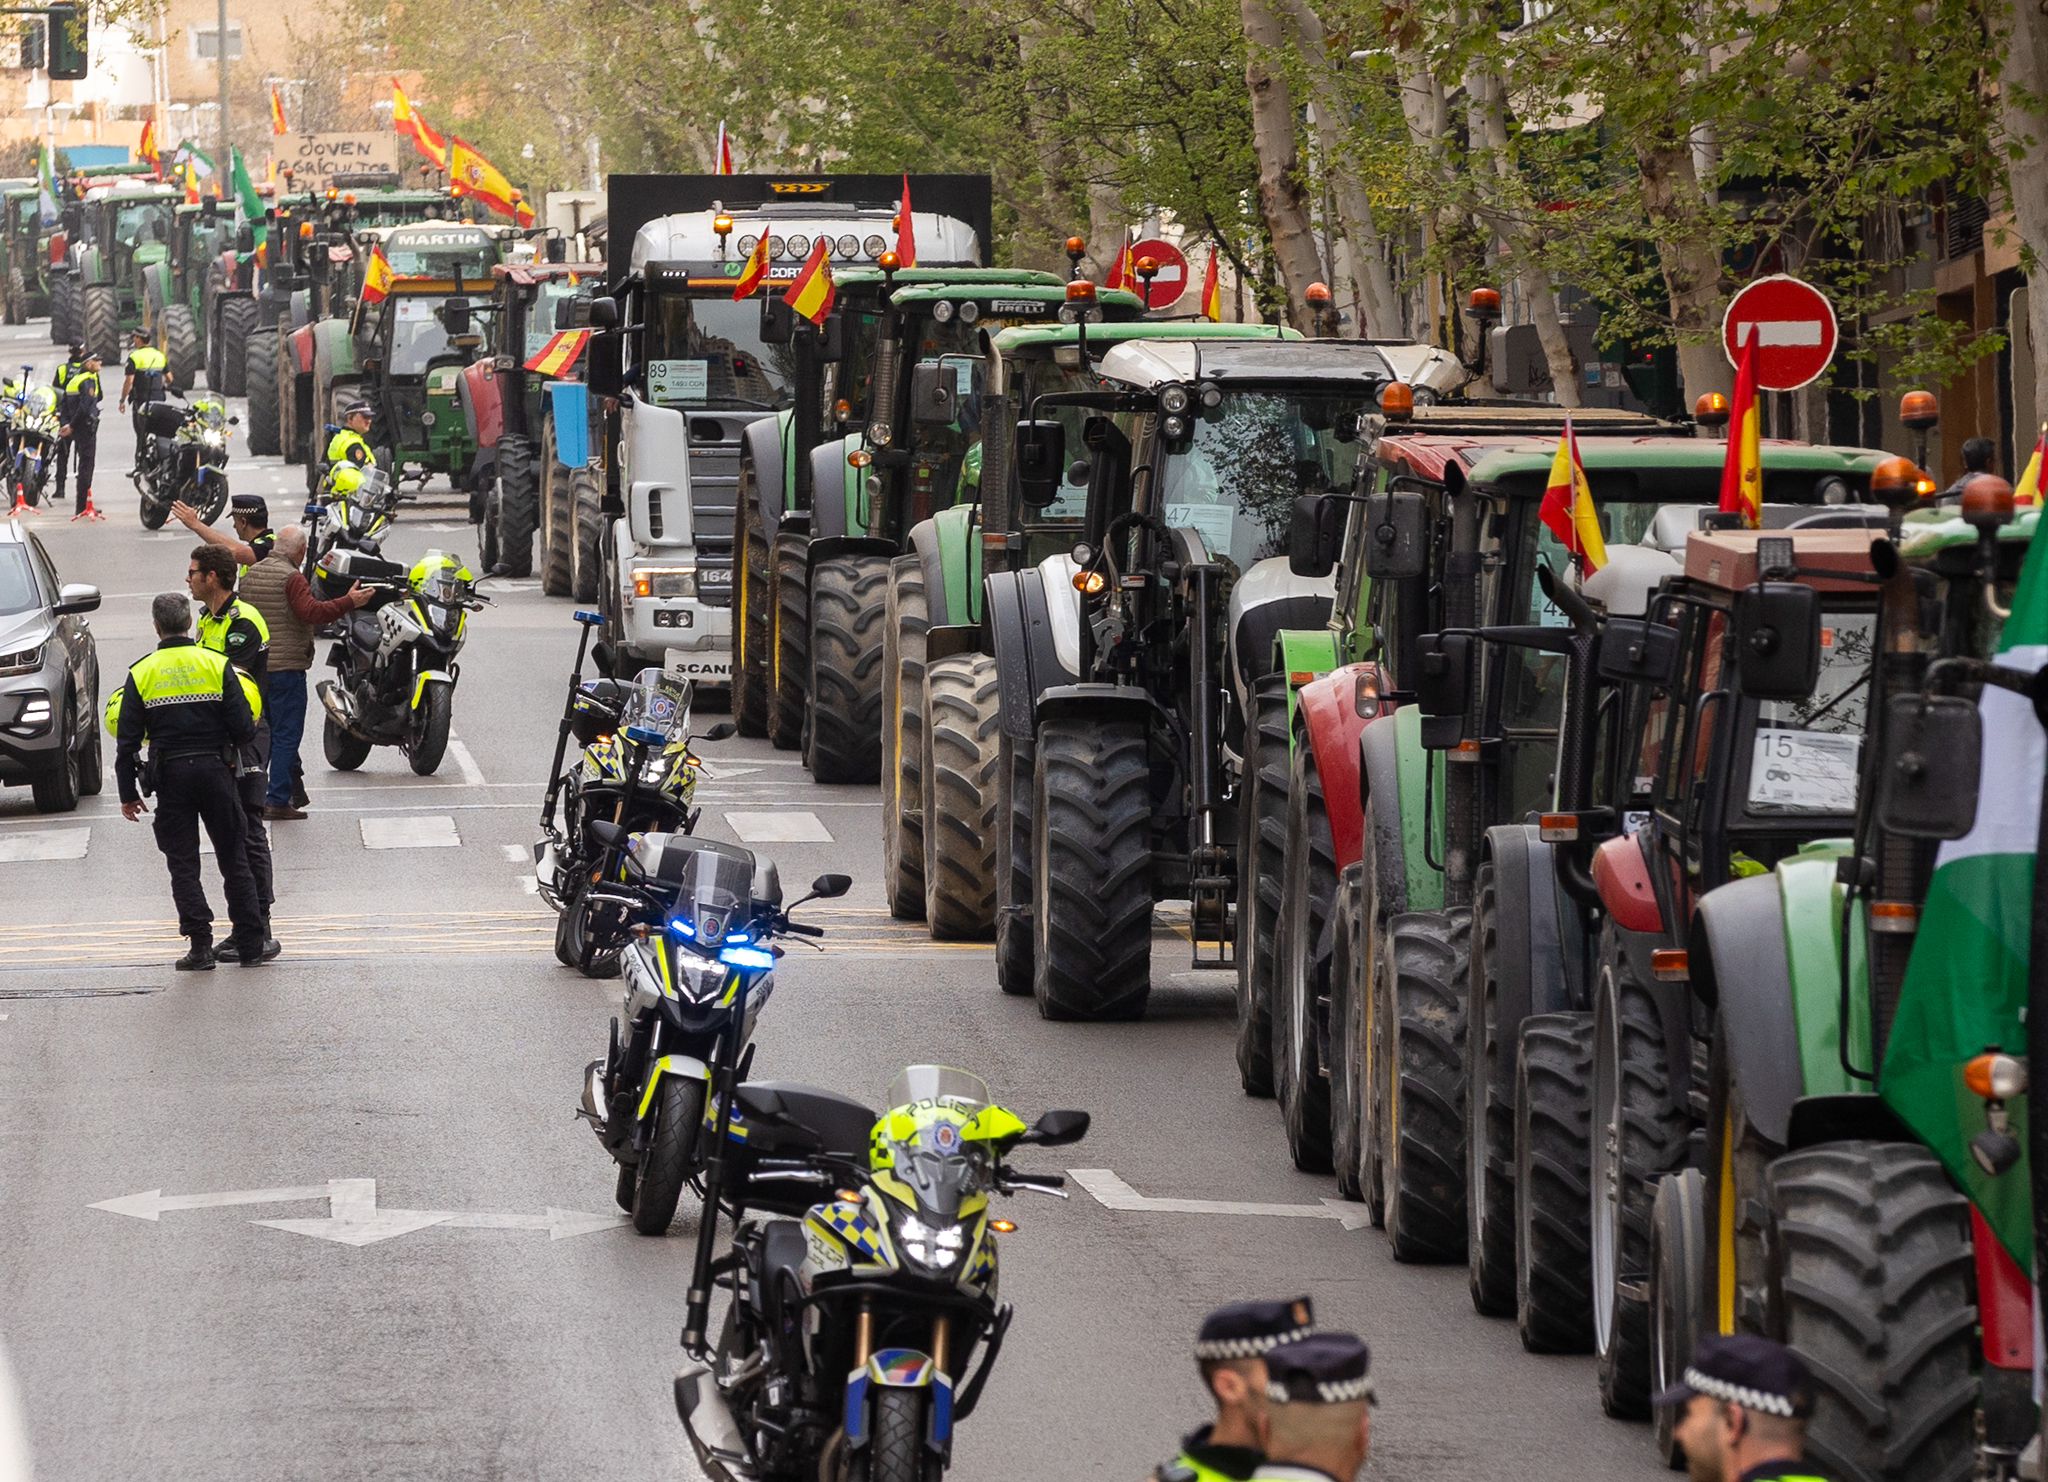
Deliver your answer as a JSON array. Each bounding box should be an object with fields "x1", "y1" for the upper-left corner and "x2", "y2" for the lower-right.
[
  {"x1": 2014, "y1": 423, "x2": 2046, "y2": 507},
  {"x1": 525, "y1": 328, "x2": 591, "y2": 378},
  {"x1": 1104, "y1": 232, "x2": 1135, "y2": 291},
  {"x1": 783, "y1": 237, "x2": 836, "y2": 326},
  {"x1": 362, "y1": 244, "x2": 394, "y2": 305},
  {"x1": 270, "y1": 86, "x2": 289, "y2": 137},
  {"x1": 1200, "y1": 248, "x2": 1222, "y2": 322},
  {"x1": 731, "y1": 231, "x2": 770, "y2": 300},
  {"x1": 1717, "y1": 327, "x2": 1763, "y2": 528},
  {"x1": 449, "y1": 137, "x2": 534, "y2": 226},
  {"x1": 1539, "y1": 417, "x2": 1607, "y2": 575},
  {"x1": 895, "y1": 174, "x2": 917, "y2": 269},
  {"x1": 138, "y1": 117, "x2": 158, "y2": 175},
  {"x1": 391, "y1": 79, "x2": 448, "y2": 171}
]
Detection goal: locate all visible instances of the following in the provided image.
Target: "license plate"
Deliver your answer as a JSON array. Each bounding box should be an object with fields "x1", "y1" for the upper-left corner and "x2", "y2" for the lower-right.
[{"x1": 653, "y1": 610, "x2": 694, "y2": 629}]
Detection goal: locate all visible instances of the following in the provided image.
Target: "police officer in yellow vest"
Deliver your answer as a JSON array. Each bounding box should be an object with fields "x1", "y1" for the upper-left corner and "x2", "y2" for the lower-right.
[
  {"x1": 111, "y1": 592, "x2": 267, "y2": 970},
  {"x1": 120, "y1": 326, "x2": 172, "y2": 467},
  {"x1": 53, "y1": 346, "x2": 100, "y2": 513},
  {"x1": 324, "y1": 401, "x2": 376, "y2": 497},
  {"x1": 187, "y1": 542, "x2": 279, "y2": 959},
  {"x1": 1156, "y1": 1299, "x2": 1317, "y2": 1482}
]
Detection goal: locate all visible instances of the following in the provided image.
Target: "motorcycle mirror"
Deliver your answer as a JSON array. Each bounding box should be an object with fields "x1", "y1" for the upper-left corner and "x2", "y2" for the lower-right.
[
  {"x1": 700, "y1": 722, "x2": 738, "y2": 742},
  {"x1": 809, "y1": 873, "x2": 853, "y2": 900},
  {"x1": 1020, "y1": 1109, "x2": 1090, "y2": 1146}
]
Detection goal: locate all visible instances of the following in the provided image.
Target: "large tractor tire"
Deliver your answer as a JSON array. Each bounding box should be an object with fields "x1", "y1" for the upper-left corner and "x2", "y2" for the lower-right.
[
  {"x1": 1326, "y1": 863, "x2": 1370, "y2": 1204},
  {"x1": 81, "y1": 284, "x2": 119, "y2": 364},
  {"x1": 159, "y1": 303, "x2": 202, "y2": 392},
  {"x1": 804, "y1": 554, "x2": 888, "y2": 784},
  {"x1": 283, "y1": 364, "x2": 308, "y2": 466},
  {"x1": 48, "y1": 276, "x2": 73, "y2": 344},
  {"x1": 244, "y1": 329, "x2": 281, "y2": 456},
  {"x1": 1465, "y1": 860, "x2": 1516, "y2": 1317},
  {"x1": 538, "y1": 429, "x2": 572, "y2": 596},
  {"x1": 1514, "y1": 1012, "x2": 1595, "y2": 1353},
  {"x1": 880, "y1": 554, "x2": 929, "y2": 918},
  {"x1": 1371, "y1": 909, "x2": 1471, "y2": 1262},
  {"x1": 1234, "y1": 672, "x2": 1289, "y2": 1097},
  {"x1": 1031, "y1": 714, "x2": 1154, "y2": 1021},
  {"x1": 1590, "y1": 934, "x2": 1688, "y2": 1419},
  {"x1": 570, "y1": 467, "x2": 604, "y2": 602},
  {"x1": 766, "y1": 532, "x2": 808, "y2": 752},
  {"x1": 1273, "y1": 735, "x2": 1337, "y2": 1173},
  {"x1": 731, "y1": 471, "x2": 772, "y2": 737},
  {"x1": 994, "y1": 727, "x2": 1036, "y2": 995},
  {"x1": 921, "y1": 653, "x2": 999, "y2": 939},
  {"x1": 1649, "y1": 1168, "x2": 1708, "y2": 1466},
  {"x1": 215, "y1": 297, "x2": 256, "y2": 397},
  {"x1": 1766, "y1": 1142, "x2": 1977, "y2": 1482},
  {"x1": 495, "y1": 433, "x2": 540, "y2": 579}
]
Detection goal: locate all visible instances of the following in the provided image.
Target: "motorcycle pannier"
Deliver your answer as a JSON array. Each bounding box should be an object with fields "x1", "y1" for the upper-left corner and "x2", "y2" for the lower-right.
[{"x1": 141, "y1": 402, "x2": 186, "y2": 437}]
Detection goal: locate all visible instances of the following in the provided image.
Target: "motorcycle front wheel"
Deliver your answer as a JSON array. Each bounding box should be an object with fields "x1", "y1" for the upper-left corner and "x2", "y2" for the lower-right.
[
  {"x1": 553, "y1": 888, "x2": 622, "y2": 978},
  {"x1": 629, "y1": 1074, "x2": 706, "y2": 1235},
  {"x1": 848, "y1": 1388, "x2": 935, "y2": 1482},
  {"x1": 408, "y1": 683, "x2": 452, "y2": 776}
]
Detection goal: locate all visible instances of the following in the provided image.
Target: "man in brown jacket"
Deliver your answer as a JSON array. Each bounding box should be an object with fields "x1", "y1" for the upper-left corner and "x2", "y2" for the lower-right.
[{"x1": 237, "y1": 524, "x2": 371, "y2": 820}]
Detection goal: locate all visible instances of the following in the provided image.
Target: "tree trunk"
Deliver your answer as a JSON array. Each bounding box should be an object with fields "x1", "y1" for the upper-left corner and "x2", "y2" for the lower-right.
[
  {"x1": 1241, "y1": 0, "x2": 1325, "y2": 333},
  {"x1": 1637, "y1": 138, "x2": 1729, "y2": 408},
  {"x1": 1468, "y1": 69, "x2": 1581, "y2": 405},
  {"x1": 2002, "y1": 0, "x2": 2048, "y2": 434},
  {"x1": 1086, "y1": 177, "x2": 1126, "y2": 284}
]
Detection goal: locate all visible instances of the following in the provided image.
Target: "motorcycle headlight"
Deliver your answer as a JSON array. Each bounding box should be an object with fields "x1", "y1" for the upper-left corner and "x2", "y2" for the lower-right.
[
  {"x1": 893, "y1": 1212, "x2": 967, "y2": 1273},
  {"x1": 201, "y1": 429, "x2": 224, "y2": 448}
]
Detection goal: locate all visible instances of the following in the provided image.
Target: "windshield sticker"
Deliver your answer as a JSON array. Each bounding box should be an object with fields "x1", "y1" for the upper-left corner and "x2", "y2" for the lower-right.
[
  {"x1": 648, "y1": 359, "x2": 710, "y2": 404},
  {"x1": 1749, "y1": 729, "x2": 1861, "y2": 813},
  {"x1": 1164, "y1": 501, "x2": 1238, "y2": 554}
]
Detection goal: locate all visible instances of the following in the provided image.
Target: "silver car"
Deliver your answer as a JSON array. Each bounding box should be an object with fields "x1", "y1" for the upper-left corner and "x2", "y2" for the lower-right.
[{"x1": 0, "y1": 523, "x2": 101, "y2": 812}]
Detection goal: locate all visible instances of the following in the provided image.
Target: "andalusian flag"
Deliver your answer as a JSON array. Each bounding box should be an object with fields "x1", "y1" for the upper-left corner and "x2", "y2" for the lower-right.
[
  {"x1": 1718, "y1": 326, "x2": 1763, "y2": 528},
  {"x1": 176, "y1": 140, "x2": 215, "y2": 179},
  {"x1": 448, "y1": 137, "x2": 535, "y2": 226},
  {"x1": 270, "y1": 86, "x2": 289, "y2": 137},
  {"x1": 714, "y1": 120, "x2": 734, "y2": 175},
  {"x1": 731, "y1": 231, "x2": 769, "y2": 299},
  {"x1": 36, "y1": 144, "x2": 57, "y2": 226},
  {"x1": 1881, "y1": 518, "x2": 2048, "y2": 1268},
  {"x1": 2013, "y1": 424, "x2": 2046, "y2": 507},
  {"x1": 782, "y1": 237, "x2": 836, "y2": 325},
  {"x1": 895, "y1": 174, "x2": 917, "y2": 268},
  {"x1": 391, "y1": 79, "x2": 448, "y2": 171},
  {"x1": 137, "y1": 117, "x2": 159, "y2": 175},
  {"x1": 1200, "y1": 248, "x2": 1222, "y2": 322},
  {"x1": 361, "y1": 244, "x2": 394, "y2": 305},
  {"x1": 1538, "y1": 417, "x2": 1607, "y2": 575},
  {"x1": 524, "y1": 329, "x2": 590, "y2": 377},
  {"x1": 230, "y1": 148, "x2": 266, "y2": 255}
]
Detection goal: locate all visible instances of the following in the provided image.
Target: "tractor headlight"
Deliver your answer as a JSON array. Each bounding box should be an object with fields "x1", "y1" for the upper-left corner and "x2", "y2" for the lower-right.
[
  {"x1": 868, "y1": 421, "x2": 892, "y2": 448},
  {"x1": 930, "y1": 299, "x2": 954, "y2": 324},
  {"x1": 736, "y1": 234, "x2": 759, "y2": 256},
  {"x1": 862, "y1": 234, "x2": 887, "y2": 259},
  {"x1": 785, "y1": 234, "x2": 812, "y2": 262},
  {"x1": 1159, "y1": 383, "x2": 1192, "y2": 416},
  {"x1": 835, "y1": 234, "x2": 859, "y2": 259}
]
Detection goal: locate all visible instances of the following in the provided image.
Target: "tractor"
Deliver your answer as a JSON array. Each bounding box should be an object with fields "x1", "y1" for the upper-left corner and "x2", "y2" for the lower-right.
[
  {"x1": 53, "y1": 181, "x2": 180, "y2": 362},
  {"x1": 139, "y1": 198, "x2": 242, "y2": 390},
  {"x1": 0, "y1": 183, "x2": 48, "y2": 325}
]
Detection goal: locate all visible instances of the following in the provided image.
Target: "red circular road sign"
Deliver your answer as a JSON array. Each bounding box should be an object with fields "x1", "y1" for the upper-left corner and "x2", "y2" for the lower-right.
[
  {"x1": 1722, "y1": 275, "x2": 1839, "y2": 391},
  {"x1": 1127, "y1": 239, "x2": 1190, "y2": 310}
]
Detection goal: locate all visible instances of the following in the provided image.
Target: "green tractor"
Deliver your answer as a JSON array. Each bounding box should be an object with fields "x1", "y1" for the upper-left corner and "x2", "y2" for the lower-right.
[
  {"x1": 0, "y1": 183, "x2": 47, "y2": 325},
  {"x1": 54, "y1": 181, "x2": 181, "y2": 362},
  {"x1": 138, "y1": 197, "x2": 245, "y2": 390}
]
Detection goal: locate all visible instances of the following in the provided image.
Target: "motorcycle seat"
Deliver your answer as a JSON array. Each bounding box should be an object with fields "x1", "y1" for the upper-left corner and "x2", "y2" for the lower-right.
[{"x1": 733, "y1": 1082, "x2": 878, "y2": 1159}]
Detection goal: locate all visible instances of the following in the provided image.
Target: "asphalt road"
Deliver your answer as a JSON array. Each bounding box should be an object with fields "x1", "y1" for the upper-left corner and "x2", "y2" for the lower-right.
[{"x1": 0, "y1": 316, "x2": 1665, "y2": 1481}]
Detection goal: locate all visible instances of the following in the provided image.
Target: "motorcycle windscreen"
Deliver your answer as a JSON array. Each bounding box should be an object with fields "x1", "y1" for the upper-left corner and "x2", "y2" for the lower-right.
[{"x1": 629, "y1": 836, "x2": 756, "y2": 936}]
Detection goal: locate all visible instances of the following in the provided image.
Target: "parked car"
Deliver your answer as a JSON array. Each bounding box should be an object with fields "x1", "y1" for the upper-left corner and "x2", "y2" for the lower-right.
[{"x1": 0, "y1": 522, "x2": 101, "y2": 812}]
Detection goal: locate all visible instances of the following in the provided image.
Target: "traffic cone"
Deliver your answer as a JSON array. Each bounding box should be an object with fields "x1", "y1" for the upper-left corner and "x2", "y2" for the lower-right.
[
  {"x1": 71, "y1": 490, "x2": 102, "y2": 522},
  {"x1": 7, "y1": 486, "x2": 31, "y2": 518}
]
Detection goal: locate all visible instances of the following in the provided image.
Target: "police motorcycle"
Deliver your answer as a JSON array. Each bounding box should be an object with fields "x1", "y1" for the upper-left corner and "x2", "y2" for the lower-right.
[
  {"x1": 10, "y1": 382, "x2": 59, "y2": 510},
  {"x1": 572, "y1": 830, "x2": 847, "y2": 1235},
  {"x1": 314, "y1": 547, "x2": 486, "y2": 777},
  {"x1": 535, "y1": 611, "x2": 736, "y2": 978},
  {"x1": 305, "y1": 460, "x2": 408, "y2": 574},
  {"x1": 673, "y1": 1062, "x2": 1091, "y2": 1482},
  {"x1": 135, "y1": 391, "x2": 235, "y2": 530}
]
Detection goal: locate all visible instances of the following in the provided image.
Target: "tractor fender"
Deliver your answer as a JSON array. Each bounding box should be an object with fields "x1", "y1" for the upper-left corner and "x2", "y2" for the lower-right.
[
  {"x1": 985, "y1": 565, "x2": 1071, "y2": 741},
  {"x1": 1599, "y1": 924, "x2": 1694, "y2": 1131},
  {"x1": 909, "y1": 517, "x2": 946, "y2": 624},
  {"x1": 809, "y1": 433, "x2": 862, "y2": 541},
  {"x1": 1035, "y1": 681, "x2": 1163, "y2": 733},
  {"x1": 1592, "y1": 835, "x2": 1662, "y2": 935},
  {"x1": 741, "y1": 412, "x2": 789, "y2": 533},
  {"x1": 139, "y1": 260, "x2": 170, "y2": 318},
  {"x1": 1479, "y1": 824, "x2": 1576, "y2": 1089},
  {"x1": 311, "y1": 319, "x2": 358, "y2": 384},
  {"x1": 458, "y1": 360, "x2": 499, "y2": 451},
  {"x1": 1227, "y1": 556, "x2": 1332, "y2": 705},
  {"x1": 916, "y1": 505, "x2": 982, "y2": 629},
  {"x1": 634, "y1": 1053, "x2": 711, "y2": 1120},
  {"x1": 1036, "y1": 552, "x2": 1085, "y2": 680},
  {"x1": 1357, "y1": 709, "x2": 1411, "y2": 917},
  {"x1": 1357, "y1": 704, "x2": 1445, "y2": 915},
  {"x1": 1689, "y1": 874, "x2": 1803, "y2": 1145},
  {"x1": 287, "y1": 288, "x2": 311, "y2": 333},
  {"x1": 1296, "y1": 662, "x2": 1384, "y2": 870}
]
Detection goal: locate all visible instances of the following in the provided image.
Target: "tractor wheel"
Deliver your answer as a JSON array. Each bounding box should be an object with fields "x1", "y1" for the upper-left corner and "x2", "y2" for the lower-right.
[
  {"x1": 1032, "y1": 713, "x2": 1153, "y2": 1021},
  {"x1": 538, "y1": 429, "x2": 572, "y2": 596},
  {"x1": 1465, "y1": 860, "x2": 1516, "y2": 1317},
  {"x1": 570, "y1": 467, "x2": 604, "y2": 602},
  {"x1": 1649, "y1": 1168, "x2": 1708, "y2": 1466},
  {"x1": 1234, "y1": 672, "x2": 1289, "y2": 1098},
  {"x1": 48, "y1": 276, "x2": 73, "y2": 344},
  {"x1": 1372, "y1": 909, "x2": 1471, "y2": 1262},
  {"x1": 1326, "y1": 863, "x2": 1368, "y2": 1202},
  {"x1": 82, "y1": 284, "x2": 119, "y2": 364},
  {"x1": 244, "y1": 329, "x2": 281, "y2": 456},
  {"x1": 1514, "y1": 1011, "x2": 1595, "y2": 1353},
  {"x1": 880, "y1": 554, "x2": 928, "y2": 918},
  {"x1": 994, "y1": 727, "x2": 1035, "y2": 995},
  {"x1": 804, "y1": 554, "x2": 888, "y2": 784},
  {"x1": 921, "y1": 653, "x2": 999, "y2": 939},
  {"x1": 216, "y1": 297, "x2": 256, "y2": 397},
  {"x1": 1766, "y1": 1142, "x2": 1977, "y2": 1482},
  {"x1": 731, "y1": 467, "x2": 771, "y2": 736},
  {"x1": 5, "y1": 265, "x2": 23, "y2": 325},
  {"x1": 160, "y1": 303, "x2": 202, "y2": 392},
  {"x1": 494, "y1": 434, "x2": 539, "y2": 580},
  {"x1": 1591, "y1": 933, "x2": 1688, "y2": 1419},
  {"x1": 1274, "y1": 735, "x2": 1336, "y2": 1173},
  {"x1": 766, "y1": 531, "x2": 808, "y2": 751},
  {"x1": 478, "y1": 489, "x2": 501, "y2": 575},
  {"x1": 283, "y1": 367, "x2": 309, "y2": 466}
]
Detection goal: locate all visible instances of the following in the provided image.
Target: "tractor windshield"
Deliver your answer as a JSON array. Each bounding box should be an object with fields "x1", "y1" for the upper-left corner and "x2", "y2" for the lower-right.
[
  {"x1": 1153, "y1": 387, "x2": 1369, "y2": 569},
  {"x1": 643, "y1": 289, "x2": 791, "y2": 410},
  {"x1": 114, "y1": 201, "x2": 170, "y2": 247},
  {"x1": 386, "y1": 294, "x2": 489, "y2": 377},
  {"x1": 526, "y1": 280, "x2": 587, "y2": 361}
]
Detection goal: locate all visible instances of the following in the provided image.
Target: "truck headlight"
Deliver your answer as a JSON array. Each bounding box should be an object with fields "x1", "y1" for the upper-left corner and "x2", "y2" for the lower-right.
[{"x1": 633, "y1": 567, "x2": 697, "y2": 599}]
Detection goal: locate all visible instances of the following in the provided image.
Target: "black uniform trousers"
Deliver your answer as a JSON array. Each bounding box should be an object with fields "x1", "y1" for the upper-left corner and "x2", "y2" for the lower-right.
[
  {"x1": 239, "y1": 721, "x2": 274, "y2": 917},
  {"x1": 66, "y1": 428, "x2": 95, "y2": 514},
  {"x1": 152, "y1": 752, "x2": 263, "y2": 945}
]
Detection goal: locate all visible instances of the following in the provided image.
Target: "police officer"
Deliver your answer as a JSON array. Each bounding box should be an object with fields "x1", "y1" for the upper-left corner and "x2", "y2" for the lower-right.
[
  {"x1": 59, "y1": 348, "x2": 102, "y2": 519},
  {"x1": 188, "y1": 543, "x2": 279, "y2": 958},
  {"x1": 112, "y1": 592, "x2": 267, "y2": 970},
  {"x1": 1157, "y1": 1299, "x2": 1317, "y2": 1482},
  {"x1": 1656, "y1": 1335, "x2": 1819, "y2": 1482},
  {"x1": 324, "y1": 400, "x2": 377, "y2": 494},
  {"x1": 119, "y1": 326, "x2": 172, "y2": 468},
  {"x1": 1251, "y1": 1333, "x2": 1376, "y2": 1482},
  {"x1": 176, "y1": 491, "x2": 277, "y2": 569}
]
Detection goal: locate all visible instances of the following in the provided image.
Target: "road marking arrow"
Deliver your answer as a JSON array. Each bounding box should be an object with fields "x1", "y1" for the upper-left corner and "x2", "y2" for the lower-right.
[
  {"x1": 1068, "y1": 1169, "x2": 1372, "y2": 1231},
  {"x1": 90, "y1": 1183, "x2": 337, "y2": 1221},
  {"x1": 90, "y1": 1177, "x2": 630, "y2": 1245}
]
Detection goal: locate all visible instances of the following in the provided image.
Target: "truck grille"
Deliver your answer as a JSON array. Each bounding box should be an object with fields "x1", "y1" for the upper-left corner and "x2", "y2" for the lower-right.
[{"x1": 685, "y1": 415, "x2": 745, "y2": 608}]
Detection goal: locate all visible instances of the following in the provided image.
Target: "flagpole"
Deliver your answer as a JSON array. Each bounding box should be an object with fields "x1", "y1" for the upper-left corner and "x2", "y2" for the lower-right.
[{"x1": 215, "y1": 0, "x2": 228, "y2": 186}]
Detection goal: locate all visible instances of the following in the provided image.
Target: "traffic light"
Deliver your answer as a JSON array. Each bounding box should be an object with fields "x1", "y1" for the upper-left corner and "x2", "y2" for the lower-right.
[{"x1": 45, "y1": 4, "x2": 85, "y2": 80}]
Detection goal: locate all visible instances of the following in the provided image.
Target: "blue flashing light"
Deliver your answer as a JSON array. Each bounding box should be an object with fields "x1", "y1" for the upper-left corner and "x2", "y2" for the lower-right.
[
  {"x1": 719, "y1": 943, "x2": 775, "y2": 971},
  {"x1": 623, "y1": 724, "x2": 664, "y2": 745},
  {"x1": 574, "y1": 609, "x2": 604, "y2": 626},
  {"x1": 724, "y1": 930, "x2": 750, "y2": 945},
  {"x1": 667, "y1": 917, "x2": 696, "y2": 939}
]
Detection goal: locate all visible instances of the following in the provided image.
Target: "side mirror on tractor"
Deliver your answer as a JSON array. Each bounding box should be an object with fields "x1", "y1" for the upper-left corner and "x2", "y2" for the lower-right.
[
  {"x1": 1015, "y1": 419, "x2": 1066, "y2": 508},
  {"x1": 1733, "y1": 582, "x2": 1822, "y2": 702},
  {"x1": 1596, "y1": 618, "x2": 1681, "y2": 687},
  {"x1": 1288, "y1": 494, "x2": 1342, "y2": 578},
  {"x1": 759, "y1": 295, "x2": 796, "y2": 346},
  {"x1": 587, "y1": 296, "x2": 620, "y2": 331},
  {"x1": 438, "y1": 297, "x2": 472, "y2": 338},
  {"x1": 909, "y1": 363, "x2": 956, "y2": 428},
  {"x1": 1362, "y1": 490, "x2": 1428, "y2": 580},
  {"x1": 1413, "y1": 632, "x2": 1472, "y2": 748},
  {"x1": 1875, "y1": 693, "x2": 1983, "y2": 840}
]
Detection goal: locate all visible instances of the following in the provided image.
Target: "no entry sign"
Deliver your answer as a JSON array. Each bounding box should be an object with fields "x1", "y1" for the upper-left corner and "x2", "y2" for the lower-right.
[
  {"x1": 1722, "y1": 275, "x2": 1839, "y2": 391},
  {"x1": 1127, "y1": 239, "x2": 1189, "y2": 311}
]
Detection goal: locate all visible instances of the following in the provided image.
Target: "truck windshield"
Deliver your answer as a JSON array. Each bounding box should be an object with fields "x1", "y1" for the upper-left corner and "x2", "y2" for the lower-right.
[{"x1": 644, "y1": 291, "x2": 791, "y2": 410}]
